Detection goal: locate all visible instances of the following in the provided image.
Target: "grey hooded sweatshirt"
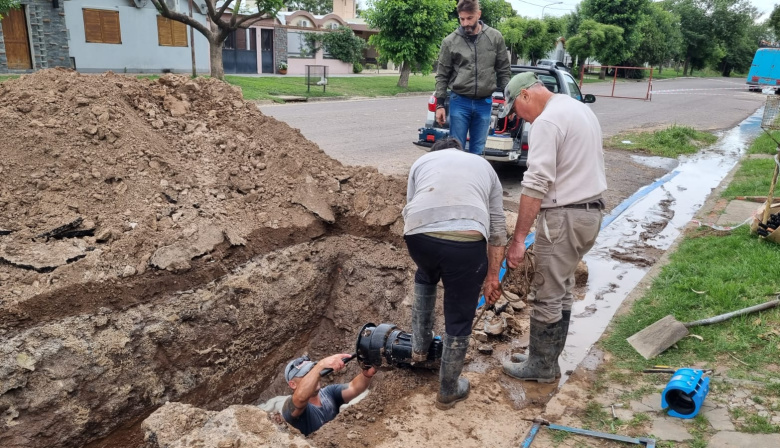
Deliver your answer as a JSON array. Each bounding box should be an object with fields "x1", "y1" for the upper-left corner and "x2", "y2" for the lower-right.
[{"x1": 435, "y1": 21, "x2": 511, "y2": 103}]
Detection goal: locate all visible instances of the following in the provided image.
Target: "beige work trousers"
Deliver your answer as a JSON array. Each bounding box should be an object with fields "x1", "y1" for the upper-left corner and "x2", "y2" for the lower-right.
[{"x1": 528, "y1": 206, "x2": 603, "y2": 324}]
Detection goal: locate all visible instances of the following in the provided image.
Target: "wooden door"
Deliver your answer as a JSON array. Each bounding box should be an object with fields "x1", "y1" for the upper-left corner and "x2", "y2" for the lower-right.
[{"x1": 1, "y1": 7, "x2": 32, "y2": 69}]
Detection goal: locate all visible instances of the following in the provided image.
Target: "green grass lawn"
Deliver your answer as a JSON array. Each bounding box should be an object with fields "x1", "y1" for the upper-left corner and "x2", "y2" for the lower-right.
[
  {"x1": 0, "y1": 75, "x2": 19, "y2": 83},
  {"x1": 606, "y1": 125, "x2": 717, "y2": 158},
  {"x1": 722, "y1": 132, "x2": 778, "y2": 198},
  {"x1": 602, "y1": 226, "x2": 780, "y2": 383},
  {"x1": 225, "y1": 74, "x2": 436, "y2": 102}
]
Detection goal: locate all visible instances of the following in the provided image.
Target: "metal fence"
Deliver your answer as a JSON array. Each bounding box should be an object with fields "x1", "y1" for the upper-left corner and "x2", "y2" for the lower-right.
[{"x1": 578, "y1": 65, "x2": 654, "y2": 101}]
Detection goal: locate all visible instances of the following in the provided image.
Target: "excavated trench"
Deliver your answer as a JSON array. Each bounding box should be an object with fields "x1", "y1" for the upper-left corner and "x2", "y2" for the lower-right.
[{"x1": 0, "y1": 227, "x2": 416, "y2": 448}]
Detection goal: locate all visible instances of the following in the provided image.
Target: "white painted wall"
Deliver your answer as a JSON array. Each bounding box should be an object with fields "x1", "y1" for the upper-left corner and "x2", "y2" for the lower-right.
[{"x1": 64, "y1": 1, "x2": 210, "y2": 73}]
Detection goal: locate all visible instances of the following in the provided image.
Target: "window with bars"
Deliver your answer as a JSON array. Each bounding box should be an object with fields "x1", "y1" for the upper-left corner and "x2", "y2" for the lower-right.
[
  {"x1": 157, "y1": 16, "x2": 188, "y2": 47},
  {"x1": 83, "y1": 9, "x2": 121, "y2": 44}
]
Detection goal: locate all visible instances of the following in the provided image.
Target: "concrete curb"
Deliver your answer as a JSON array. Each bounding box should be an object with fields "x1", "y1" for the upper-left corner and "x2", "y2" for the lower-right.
[{"x1": 255, "y1": 91, "x2": 431, "y2": 106}]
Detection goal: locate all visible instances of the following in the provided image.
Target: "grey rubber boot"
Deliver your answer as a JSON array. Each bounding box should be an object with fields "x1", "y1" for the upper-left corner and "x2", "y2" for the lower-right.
[
  {"x1": 503, "y1": 317, "x2": 563, "y2": 383},
  {"x1": 510, "y1": 310, "x2": 571, "y2": 378},
  {"x1": 411, "y1": 283, "x2": 437, "y2": 362},
  {"x1": 435, "y1": 334, "x2": 471, "y2": 410}
]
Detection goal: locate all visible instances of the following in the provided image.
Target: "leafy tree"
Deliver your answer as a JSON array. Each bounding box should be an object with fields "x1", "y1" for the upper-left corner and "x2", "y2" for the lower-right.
[
  {"x1": 634, "y1": 3, "x2": 682, "y2": 73},
  {"x1": 150, "y1": 0, "x2": 284, "y2": 80},
  {"x1": 669, "y1": 0, "x2": 715, "y2": 75},
  {"x1": 0, "y1": 0, "x2": 19, "y2": 20},
  {"x1": 580, "y1": 0, "x2": 649, "y2": 65},
  {"x1": 303, "y1": 26, "x2": 366, "y2": 63},
  {"x1": 364, "y1": 0, "x2": 456, "y2": 87},
  {"x1": 479, "y1": 0, "x2": 515, "y2": 27},
  {"x1": 709, "y1": 0, "x2": 759, "y2": 76},
  {"x1": 284, "y1": 0, "x2": 332, "y2": 14},
  {"x1": 564, "y1": 6, "x2": 583, "y2": 36},
  {"x1": 770, "y1": 4, "x2": 780, "y2": 38},
  {"x1": 499, "y1": 17, "x2": 558, "y2": 64},
  {"x1": 566, "y1": 19, "x2": 624, "y2": 75}
]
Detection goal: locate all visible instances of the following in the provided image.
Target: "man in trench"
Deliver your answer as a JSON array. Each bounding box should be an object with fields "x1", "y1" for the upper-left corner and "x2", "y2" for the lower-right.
[
  {"x1": 281, "y1": 353, "x2": 376, "y2": 436},
  {"x1": 403, "y1": 137, "x2": 506, "y2": 409},
  {"x1": 500, "y1": 72, "x2": 607, "y2": 383}
]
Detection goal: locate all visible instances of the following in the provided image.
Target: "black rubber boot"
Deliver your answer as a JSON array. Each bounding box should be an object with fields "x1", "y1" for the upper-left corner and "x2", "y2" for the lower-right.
[
  {"x1": 435, "y1": 334, "x2": 470, "y2": 410},
  {"x1": 510, "y1": 310, "x2": 571, "y2": 378},
  {"x1": 411, "y1": 283, "x2": 437, "y2": 362},
  {"x1": 503, "y1": 317, "x2": 563, "y2": 383}
]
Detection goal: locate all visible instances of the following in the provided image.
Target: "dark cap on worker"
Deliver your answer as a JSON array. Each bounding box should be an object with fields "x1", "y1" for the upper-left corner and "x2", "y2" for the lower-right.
[
  {"x1": 498, "y1": 72, "x2": 540, "y2": 118},
  {"x1": 285, "y1": 355, "x2": 315, "y2": 382}
]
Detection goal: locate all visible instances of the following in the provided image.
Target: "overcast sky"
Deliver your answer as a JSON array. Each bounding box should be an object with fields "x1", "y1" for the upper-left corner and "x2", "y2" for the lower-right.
[{"x1": 504, "y1": 0, "x2": 778, "y2": 20}]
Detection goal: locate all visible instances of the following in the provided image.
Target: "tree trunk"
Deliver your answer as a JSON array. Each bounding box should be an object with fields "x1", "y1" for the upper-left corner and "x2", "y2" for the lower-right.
[
  {"x1": 209, "y1": 39, "x2": 225, "y2": 80},
  {"x1": 397, "y1": 61, "x2": 411, "y2": 87},
  {"x1": 599, "y1": 66, "x2": 607, "y2": 80},
  {"x1": 658, "y1": 65, "x2": 662, "y2": 74},
  {"x1": 683, "y1": 56, "x2": 690, "y2": 77},
  {"x1": 511, "y1": 49, "x2": 518, "y2": 65}
]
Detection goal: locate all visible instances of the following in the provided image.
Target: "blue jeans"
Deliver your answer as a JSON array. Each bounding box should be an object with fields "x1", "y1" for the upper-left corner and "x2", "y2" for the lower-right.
[{"x1": 448, "y1": 92, "x2": 492, "y2": 155}]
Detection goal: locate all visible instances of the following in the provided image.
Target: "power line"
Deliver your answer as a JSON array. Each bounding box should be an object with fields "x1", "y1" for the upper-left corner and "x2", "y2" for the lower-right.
[{"x1": 512, "y1": 0, "x2": 574, "y2": 11}]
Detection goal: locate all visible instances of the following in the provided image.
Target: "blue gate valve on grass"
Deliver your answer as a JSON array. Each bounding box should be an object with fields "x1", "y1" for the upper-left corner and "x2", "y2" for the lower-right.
[{"x1": 661, "y1": 368, "x2": 710, "y2": 419}]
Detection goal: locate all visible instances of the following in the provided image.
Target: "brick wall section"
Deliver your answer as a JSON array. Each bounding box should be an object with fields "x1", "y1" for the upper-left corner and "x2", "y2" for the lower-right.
[
  {"x1": 0, "y1": 0, "x2": 70, "y2": 73},
  {"x1": 274, "y1": 26, "x2": 286, "y2": 74}
]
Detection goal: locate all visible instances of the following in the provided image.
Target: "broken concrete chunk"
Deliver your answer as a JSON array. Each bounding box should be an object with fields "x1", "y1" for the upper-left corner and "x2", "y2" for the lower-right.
[
  {"x1": 95, "y1": 228, "x2": 113, "y2": 243},
  {"x1": 291, "y1": 176, "x2": 336, "y2": 223},
  {"x1": 0, "y1": 241, "x2": 87, "y2": 273},
  {"x1": 223, "y1": 228, "x2": 247, "y2": 247},
  {"x1": 477, "y1": 344, "x2": 493, "y2": 355},
  {"x1": 150, "y1": 225, "x2": 225, "y2": 271},
  {"x1": 483, "y1": 313, "x2": 506, "y2": 336}
]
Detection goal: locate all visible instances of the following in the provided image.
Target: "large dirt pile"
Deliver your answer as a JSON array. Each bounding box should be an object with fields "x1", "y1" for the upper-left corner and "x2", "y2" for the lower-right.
[
  {"x1": 0, "y1": 69, "x2": 410, "y2": 448},
  {"x1": 0, "y1": 68, "x2": 404, "y2": 325}
]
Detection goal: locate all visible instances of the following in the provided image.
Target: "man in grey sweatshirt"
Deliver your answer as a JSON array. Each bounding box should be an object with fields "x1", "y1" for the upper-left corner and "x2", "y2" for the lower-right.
[
  {"x1": 403, "y1": 137, "x2": 506, "y2": 410},
  {"x1": 434, "y1": 0, "x2": 511, "y2": 155}
]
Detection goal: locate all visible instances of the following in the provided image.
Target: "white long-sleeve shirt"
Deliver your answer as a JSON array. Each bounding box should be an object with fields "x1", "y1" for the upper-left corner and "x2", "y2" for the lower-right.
[{"x1": 521, "y1": 95, "x2": 607, "y2": 208}]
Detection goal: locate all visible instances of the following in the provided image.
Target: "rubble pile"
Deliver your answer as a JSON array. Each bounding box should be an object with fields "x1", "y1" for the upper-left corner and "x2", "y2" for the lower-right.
[
  {"x1": 0, "y1": 69, "x2": 409, "y2": 448},
  {"x1": 0, "y1": 68, "x2": 405, "y2": 310}
]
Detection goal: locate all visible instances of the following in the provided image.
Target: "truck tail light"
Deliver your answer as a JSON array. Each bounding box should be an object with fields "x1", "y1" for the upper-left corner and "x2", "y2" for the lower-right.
[
  {"x1": 521, "y1": 142, "x2": 529, "y2": 151},
  {"x1": 428, "y1": 95, "x2": 437, "y2": 112}
]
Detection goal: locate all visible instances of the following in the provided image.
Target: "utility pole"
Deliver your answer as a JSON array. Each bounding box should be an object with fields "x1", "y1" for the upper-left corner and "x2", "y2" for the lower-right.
[{"x1": 189, "y1": 0, "x2": 196, "y2": 78}]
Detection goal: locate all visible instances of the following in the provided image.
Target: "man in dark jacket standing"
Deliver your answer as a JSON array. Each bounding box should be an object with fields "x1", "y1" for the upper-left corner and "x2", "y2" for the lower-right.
[{"x1": 435, "y1": 0, "x2": 511, "y2": 155}]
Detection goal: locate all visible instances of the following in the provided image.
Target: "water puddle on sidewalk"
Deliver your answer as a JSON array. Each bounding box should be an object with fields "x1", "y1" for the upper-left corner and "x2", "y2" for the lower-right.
[{"x1": 558, "y1": 108, "x2": 764, "y2": 381}]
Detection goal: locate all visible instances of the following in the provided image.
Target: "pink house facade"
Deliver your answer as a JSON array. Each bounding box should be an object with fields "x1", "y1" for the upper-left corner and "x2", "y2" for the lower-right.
[{"x1": 222, "y1": 0, "x2": 377, "y2": 76}]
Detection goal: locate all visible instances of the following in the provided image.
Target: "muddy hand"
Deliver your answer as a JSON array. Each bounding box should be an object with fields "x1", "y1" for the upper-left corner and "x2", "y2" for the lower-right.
[
  {"x1": 319, "y1": 353, "x2": 354, "y2": 377},
  {"x1": 505, "y1": 239, "x2": 526, "y2": 269},
  {"x1": 483, "y1": 275, "x2": 502, "y2": 305}
]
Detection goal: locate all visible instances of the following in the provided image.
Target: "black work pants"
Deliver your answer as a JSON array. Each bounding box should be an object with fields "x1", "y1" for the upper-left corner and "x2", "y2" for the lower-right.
[{"x1": 404, "y1": 234, "x2": 488, "y2": 337}]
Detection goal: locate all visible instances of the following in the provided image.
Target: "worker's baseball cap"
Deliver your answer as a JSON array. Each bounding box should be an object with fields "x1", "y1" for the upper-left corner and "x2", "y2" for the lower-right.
[
  {"x1": 498, "y1": 72, "x2": 540, "y2": 118},
  {"x1": 285, "y1": 355, "x2": 315, "y2": 382}
]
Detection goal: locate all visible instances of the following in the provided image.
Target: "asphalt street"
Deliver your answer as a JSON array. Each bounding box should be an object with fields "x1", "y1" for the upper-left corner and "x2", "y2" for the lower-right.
[{"x1": 260, "y1": 77, "x2": 765, "y2": 177}]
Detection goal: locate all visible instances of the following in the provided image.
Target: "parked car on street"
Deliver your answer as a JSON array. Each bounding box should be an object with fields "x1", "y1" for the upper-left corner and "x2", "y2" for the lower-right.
[
  {"x1": 536, "y1": 59, "x2": 570, "y2": 73},
  {"x1": 415, "y1": 65, "x2": 595, "y2": 167}
]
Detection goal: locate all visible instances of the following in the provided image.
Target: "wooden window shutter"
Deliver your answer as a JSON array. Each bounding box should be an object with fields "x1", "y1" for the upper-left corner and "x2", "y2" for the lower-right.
[
  {"x1": 172, "y1": 21, "x2": 188, "y2": 47},
  {"x1": 83, "y1": 9, "x2": 103, "y2": 43},
  {"x1": 100, "y1": 11, "x2": 122, "y2": 44},
  {"x1": 83, "y1": 9, "x2": 121, "y2": 44},
  {"x1": 157, "y1": 16, "x2": 173, "y2": 46}
]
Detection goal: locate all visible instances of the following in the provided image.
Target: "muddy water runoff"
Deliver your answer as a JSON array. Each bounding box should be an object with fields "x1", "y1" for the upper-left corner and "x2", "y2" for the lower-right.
[{"x1": 557, "y1": 108, "x2": 763, "y2": 381}]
